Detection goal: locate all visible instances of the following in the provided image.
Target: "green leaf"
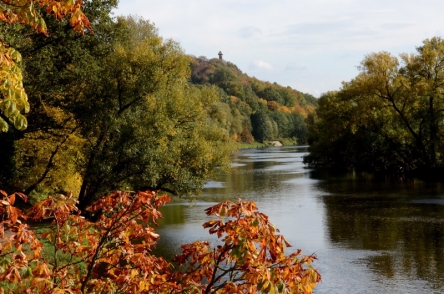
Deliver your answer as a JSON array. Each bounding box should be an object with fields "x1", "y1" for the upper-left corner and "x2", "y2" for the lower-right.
[
  {"x1": 277, "y1": 280, "x2": 285, "y2": 292},
  {"x1": 13, "y1": 114, "x2": 27, "y2": 131},
  {"x1": 9, "y1": 48, "x2": 22, "y2": 63},
  {"x1": 269, "y1": 285, "x2": 276, "y2": 294},
  {"x1": 257, "y1": 280, "x2": 265, "y2": 291},
  {"x1": 0, "y1": 118, "x2": 8, "y2": 132}
]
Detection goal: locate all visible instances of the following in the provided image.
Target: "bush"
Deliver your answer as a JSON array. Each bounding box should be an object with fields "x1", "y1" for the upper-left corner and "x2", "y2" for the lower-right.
[{"x1": 0, "y1": 190, "x2": 321, "y2": 293}]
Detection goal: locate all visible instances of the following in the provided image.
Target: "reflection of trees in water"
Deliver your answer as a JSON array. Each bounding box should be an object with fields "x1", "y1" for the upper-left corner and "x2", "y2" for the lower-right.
[
  {"x1": 150, "y1": 204, "x2": 187, "y2": 262},
  {"x1": 157, "y1": 204, "x2": 186, "y2": 226},
  {"x1": 203, "y1": 157, "x2": 303, "y2": 202},
  {"x1": 317, "y1": 176, "x2": 444, "y2": 289}
]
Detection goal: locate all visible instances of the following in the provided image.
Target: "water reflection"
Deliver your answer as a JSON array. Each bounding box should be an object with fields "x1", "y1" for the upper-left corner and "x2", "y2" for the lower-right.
[
  {"x1": 153, "y1": 146, "x2": 444, "y2": 293},
  {"x1": 314, "y1": 172, "x2": 444, "y2": 292}
]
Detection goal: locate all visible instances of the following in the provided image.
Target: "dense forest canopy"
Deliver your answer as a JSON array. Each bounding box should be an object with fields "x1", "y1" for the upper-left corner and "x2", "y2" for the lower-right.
[
  {"x1": 305, "y1": 37, "x2": 444, "y2": 175},
  {"x1": 189, "y1": 56, "x2": 318, "y2": 143},
  {"x1": 0, "y1": 4, "x2": 234, "y2": 207}
]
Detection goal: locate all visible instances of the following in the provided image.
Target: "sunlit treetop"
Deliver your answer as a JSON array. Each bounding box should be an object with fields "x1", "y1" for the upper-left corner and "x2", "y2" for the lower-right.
[
  {"x1": 0, "y1": 0, "x2": 90, "y2": 132},
  {"x1": 0, "y1": 0, "x2": 91, "y2": 35}
]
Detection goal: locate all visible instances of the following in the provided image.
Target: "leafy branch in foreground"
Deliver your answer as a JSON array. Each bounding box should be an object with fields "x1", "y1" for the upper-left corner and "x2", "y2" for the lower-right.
[
  {"x1": 0, "y1": 190, "x2": 320, "y2": 293},
  {"x1": 0, "y1": 0, "x2": 91, "y2": 131},
  {"x1": 173, "y1": 200, "x2": 321, "y2": 293}
]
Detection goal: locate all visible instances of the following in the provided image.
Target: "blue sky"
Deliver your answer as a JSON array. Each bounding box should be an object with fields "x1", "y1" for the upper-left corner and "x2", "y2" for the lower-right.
[{"x1": 114, "y1": 0, "x2": 444, "y2": 97}]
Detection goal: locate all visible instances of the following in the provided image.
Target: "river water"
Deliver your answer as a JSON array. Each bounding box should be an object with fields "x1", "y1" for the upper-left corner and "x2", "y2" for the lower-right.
[{"x1": 154, "y1": 146, "x2": 444, "y2": 293}]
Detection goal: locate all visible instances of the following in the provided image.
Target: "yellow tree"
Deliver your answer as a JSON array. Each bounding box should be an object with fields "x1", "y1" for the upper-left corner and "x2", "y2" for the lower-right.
[{"x1": 0, "y1": 0, "x2": 90, "y2": 131}]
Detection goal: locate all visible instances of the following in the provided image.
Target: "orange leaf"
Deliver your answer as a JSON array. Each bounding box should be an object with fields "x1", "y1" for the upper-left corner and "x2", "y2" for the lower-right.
[{"x1": 8, "y1": 193, "x2": 15, "y2": 205}]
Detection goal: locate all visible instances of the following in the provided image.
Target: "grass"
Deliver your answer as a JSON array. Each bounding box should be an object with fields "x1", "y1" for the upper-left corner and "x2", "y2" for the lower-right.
[
  {"x1": 237, "y1": 141, "x2": 265, "y2": 149},
  {"x1": 237, "y1": 138, "x2": 298, "y2": 149}
]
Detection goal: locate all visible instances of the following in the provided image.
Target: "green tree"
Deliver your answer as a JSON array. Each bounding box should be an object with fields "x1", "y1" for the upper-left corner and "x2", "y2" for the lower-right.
[
  {"x1": 261, "y1": 86, "x2": 284, "y2": 105},
  {"x1": 306, "y1": 37, "x2": 444, "y2": 173},
  {"x1": 75, "y1": 17, "x2": 233, "y2": 209},
  {"x1": 3, "y1": 0, "x2": 118, "y2": 198},
  {"x1": 3, "y1": 14, "x2": 234, "y2": 207},
  {"x1": 290, "y1": 113, "x2": 308, "y2": 144},
  {"x1": 270, "y1": 111, "x2": 292, "y2": 138},
  {"x1": 189, "y1": 56, "x2": 316, "y2": 144},
  {"x1": 251, "y1": 109, "x2": 274, "y2": 142},
  {"x1": 0, "y1": 0, "x2": 90, "y2": 132}
]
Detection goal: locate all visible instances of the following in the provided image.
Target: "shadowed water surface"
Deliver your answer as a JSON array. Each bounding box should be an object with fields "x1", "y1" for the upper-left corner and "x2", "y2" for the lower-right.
[{"x1": 154, "y1": 146, "x2": 444, "y2": 293}]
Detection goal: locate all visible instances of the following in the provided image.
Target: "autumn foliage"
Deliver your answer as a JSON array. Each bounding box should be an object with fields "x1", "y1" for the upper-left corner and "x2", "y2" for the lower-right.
[
  {"x1": 174, "y1": 201, "x2": 321, "y2": 293},
  {"x1": 0, "y1": 0, "x2": 90, "y2": 132},
  {"x1": 0, "y1": 189, "x2": 320, "y2": 293}
]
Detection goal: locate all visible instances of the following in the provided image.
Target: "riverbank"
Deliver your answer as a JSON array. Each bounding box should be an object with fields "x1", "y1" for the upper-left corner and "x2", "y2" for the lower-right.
[
  {"x1": 237, "y1": 138, "x2": 297, "y2": 149},
  {"x1": 156, "y1": 146, "x2": 444, "y2": 294}
]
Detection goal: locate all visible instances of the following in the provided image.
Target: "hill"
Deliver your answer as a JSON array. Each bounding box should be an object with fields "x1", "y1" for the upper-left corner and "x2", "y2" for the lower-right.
[{"x1": 189, "y1": 56, "x2": 317, "y2": 144}]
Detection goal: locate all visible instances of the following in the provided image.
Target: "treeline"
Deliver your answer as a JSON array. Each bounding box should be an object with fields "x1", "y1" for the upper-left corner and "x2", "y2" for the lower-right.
[
  {"x1": 305, "y1": 37, "x2": 444, "y2": 176},
  {"x1": 0, "y1": 4, "x2": 322, "y2": 293},
  {"x1": 0, "y1": 0, "x2": 318, "y2": 206},
  {"x1": 189, "y1": 56, "x2": 317, "y2": 143},
  {"x1": 0, "y1": 1, "x2": 233, "y2": 207}
]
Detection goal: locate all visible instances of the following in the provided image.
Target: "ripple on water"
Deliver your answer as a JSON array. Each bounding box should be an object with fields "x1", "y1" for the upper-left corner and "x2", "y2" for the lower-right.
[{"x1": 155, "y1": 146, "x2": 444, "y2": 294}]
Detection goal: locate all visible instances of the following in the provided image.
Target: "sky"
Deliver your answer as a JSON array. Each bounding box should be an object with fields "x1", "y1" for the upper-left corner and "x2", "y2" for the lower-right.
[{"x1": 114, "y1": 0, "x2": 444, "y2": 98}]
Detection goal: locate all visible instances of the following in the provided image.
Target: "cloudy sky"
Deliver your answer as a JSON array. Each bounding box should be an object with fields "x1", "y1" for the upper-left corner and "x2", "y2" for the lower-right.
[{"x1": 115, "y1": 0, "x2": 444, "y2": 97}]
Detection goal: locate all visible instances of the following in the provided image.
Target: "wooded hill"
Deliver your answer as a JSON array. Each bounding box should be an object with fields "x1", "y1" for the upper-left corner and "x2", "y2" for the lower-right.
[{"x1": 189, "y1": 56, "x2": 318, "y2": 144}]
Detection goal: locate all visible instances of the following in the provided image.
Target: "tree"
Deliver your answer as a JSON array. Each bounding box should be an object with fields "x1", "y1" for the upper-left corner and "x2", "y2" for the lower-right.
[
  {"x1": 261, "y1": 86, "x2": 284, "y2": 105},
  {"x1": 1, "y1": 15, "x2": 233, "y2": 206},
  {"x1": 306, "y1": 37, "x2": 444, "y2": 173},
  {"x1": 251, "y1": 109, "x2": 274, "y2": 142},
  {"x1": 2, "y1": 0, "x2": 118, "y2": 198},
  {"x1": 189, "y1": 56, "x2": 317, "y2": 144},
  {"x1": 270, "y1": 111, "x2": 292, "y2": 138},
  {"x1": 0, "y1": 189, "x2": 321, "y2": 293},
  {"x1": 74, "y1": 17, "x2": 233, "y2": 209},
  {"x1": 290, "y1": 113, "x2": 308, "y2": 144},
  {"x1": 0, "y1": 189, "x2": 178, "y2": 293},
  {"x1": 0, "y1": 0, "x2": 90, "y2": 132},
  {"x1": 174, "y1": 200, "x2": 321, "y2": 293},
  {"x1": 241, "y1": 127, "x2": 254, "y2": 143}
]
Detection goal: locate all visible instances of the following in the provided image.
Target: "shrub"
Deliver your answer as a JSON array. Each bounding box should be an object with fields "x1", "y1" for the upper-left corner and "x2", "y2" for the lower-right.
[{"x1": 0, "y1": 190, "x2": 320, "y2": 293}]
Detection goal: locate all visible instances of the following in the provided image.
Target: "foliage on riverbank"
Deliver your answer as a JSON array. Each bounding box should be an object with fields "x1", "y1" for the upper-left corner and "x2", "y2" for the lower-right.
[
  {"x1": 306, "y1": 37, "x2": 444, "y2": 175},
  {"x1": 0, "y1": 3, "x2": 322, "y2": 293},
  {"x1": 0, "y1": 10, "x2": 234, "y2": 208},
  {"x1": 0, "y1": 0, "x2": 314, "y2": 207},
  {"x1": 237, "y1": 138, "x2": 298, "y2": 149},
  {"x1": 0, "y1": 189, "x2": 321, "y2": 293}
]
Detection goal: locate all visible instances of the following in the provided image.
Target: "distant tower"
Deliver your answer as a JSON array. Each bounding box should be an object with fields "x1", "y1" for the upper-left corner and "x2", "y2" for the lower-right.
[{"x1": 218, "y1": 51, "x2": 223, "y2": 60}]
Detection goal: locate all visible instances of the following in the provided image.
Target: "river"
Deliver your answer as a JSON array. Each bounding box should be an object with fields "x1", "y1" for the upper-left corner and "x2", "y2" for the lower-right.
[{"x1": 154, "y1": 146, "x2": 444, "y2": 293}]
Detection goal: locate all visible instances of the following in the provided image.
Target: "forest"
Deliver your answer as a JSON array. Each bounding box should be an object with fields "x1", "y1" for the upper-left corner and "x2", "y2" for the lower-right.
[
  {"x1": 0, "y1": 1, "x2": 316, "y2": 208},
  {"x1": 189, "y1": 56, "x2": 317, "y2": 144},
  {"x1": 0, "y1": 1, "x2": 321, "y2": 293},
  {"x1": 305, "y1": 37, "x2": 444, "y2": 177},
  {"x1": 4, "y1": 0, "x2": 444, "y2": 292}
]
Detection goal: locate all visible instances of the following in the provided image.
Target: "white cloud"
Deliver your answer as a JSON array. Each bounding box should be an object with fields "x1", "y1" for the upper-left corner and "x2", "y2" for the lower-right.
[{"x1": 250, "y1": 60, "x2": 274, "y2": 71}]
